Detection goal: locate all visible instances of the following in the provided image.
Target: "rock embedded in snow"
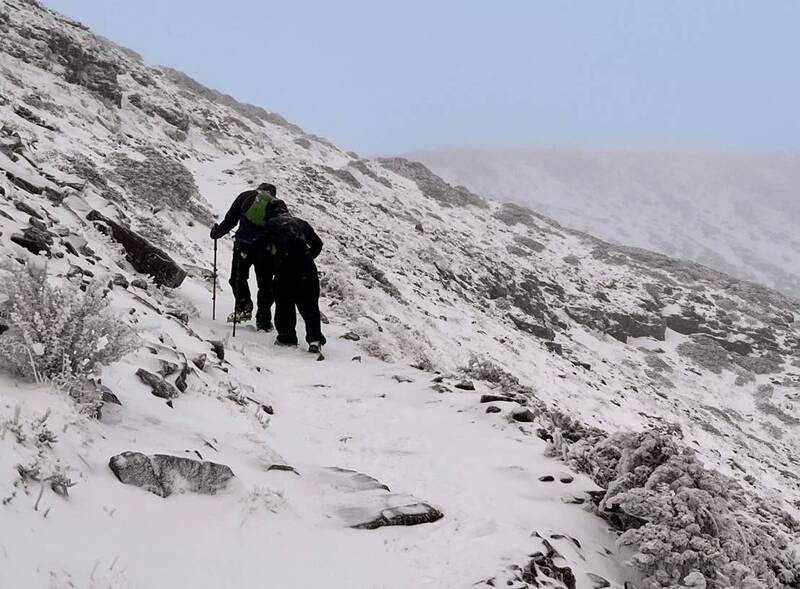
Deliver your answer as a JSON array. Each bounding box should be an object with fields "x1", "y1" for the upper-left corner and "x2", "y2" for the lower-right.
[
  {"x1": 351, "y1": 503, "x2": 444, "y2": 530},
  {"x1": 486, "y1": 406, "x2": 501, "y2": 414},
  {"x1": 208, "y1": 340, "x2": 225, "y2": 361},
  {"x1": 480, "y1": 394, "x2": 517, "y2": 404},
  {"x1": 86, "y1": 209, "x2": 187, "y2": 288},
  {"x1": 454, "y1": 380, "x2": 475, "y2": 391},
  {"x1": 511, "y1": 407, "x2": 536, "y2": 423},
  {"x1": 108, "y1": 452, "x2": 235, "y2": 497},
  {"x1": 341, "y1": 331, "x2": 361, "y2": 341},
  {"x1": 136, "y1": 368, "x2": 179, "y2": 399}
]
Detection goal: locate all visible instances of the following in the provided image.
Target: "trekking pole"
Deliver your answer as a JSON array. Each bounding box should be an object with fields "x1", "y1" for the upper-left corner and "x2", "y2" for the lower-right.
[
  {"x1": 231, "y1": 245, "x2": 239, "y2": 338},
  {"x1": 212, "y1": 239, "x2": 218, "y2": 321}
]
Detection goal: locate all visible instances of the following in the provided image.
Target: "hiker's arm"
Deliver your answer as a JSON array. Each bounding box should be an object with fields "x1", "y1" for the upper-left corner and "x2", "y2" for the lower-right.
[
  {"x1": 213, "y1": 192, "x2": 248, "y2": 237},
  {"x1": 306, "y1": 224, "x2": 323, "y2": 259}
]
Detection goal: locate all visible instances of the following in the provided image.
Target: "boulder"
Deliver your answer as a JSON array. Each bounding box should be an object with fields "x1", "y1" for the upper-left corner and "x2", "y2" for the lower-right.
[
  {"x1": 509, "y1": 315, "x2": 555, "y2": 340},
  {"x1": 108, "y1": 452, "x2": 235, "y2": 497},
  {"x1": 136, "y1": 368, "x2": 179, "y2": 399},
  {"x1": 10, "y1": 226, "x2": 53, "y2": 255},
  {"x1": 208, "y1": 340, "x2": 225, "y2": 361},
  {"x1": 454, "y1": 380, "x2": 475, "y2": 391},
  {"x1": 86, "y1": 210, "x2": 186, "y2": 288},
  {"x1": 511, "y1": 407, "x2": 536, "y2": 422}
]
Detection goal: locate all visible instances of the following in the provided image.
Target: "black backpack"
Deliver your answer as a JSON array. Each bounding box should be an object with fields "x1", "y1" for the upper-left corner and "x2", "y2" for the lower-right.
[{"x1": 271, "y1": 217, "x2": 311, "y2": 262}]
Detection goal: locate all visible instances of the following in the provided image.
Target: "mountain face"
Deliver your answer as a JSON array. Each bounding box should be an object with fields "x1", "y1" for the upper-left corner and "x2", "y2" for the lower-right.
[
  {"x1": 1, "y1": 1, "x2": 800, "y2": 587},
  {"x1": 414, "y1": 147, "x2": 800, "y2": 299}
]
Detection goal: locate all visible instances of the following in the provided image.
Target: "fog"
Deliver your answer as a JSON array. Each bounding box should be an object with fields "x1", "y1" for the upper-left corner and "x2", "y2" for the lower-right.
[{"x1": 416, "y1": 147, "x2": 800, "y2": 298}]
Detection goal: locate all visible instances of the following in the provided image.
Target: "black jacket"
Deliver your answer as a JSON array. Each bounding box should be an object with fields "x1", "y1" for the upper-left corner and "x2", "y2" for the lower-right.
[
  {"x1": 214, "y1": 190, "x2": 265, "y2": 244},
  {"x1": 265, "y1": 213, "x2": 323, "y2": 272}
]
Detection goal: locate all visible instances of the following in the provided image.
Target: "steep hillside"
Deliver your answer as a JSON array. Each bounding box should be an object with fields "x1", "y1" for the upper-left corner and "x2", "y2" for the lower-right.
[
  {"x1": 1, "y1": 1, "x2": 800, "y2": 588},
  {"x1": 414, "y1": 147, "x2": 800, "y2": 298}
]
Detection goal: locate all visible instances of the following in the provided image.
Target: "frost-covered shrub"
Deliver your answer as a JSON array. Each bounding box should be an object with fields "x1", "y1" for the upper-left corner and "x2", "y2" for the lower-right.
[
  {"x1": 569, "y1": 429, "x2": 800, "y2": 589},
  {"x1": 464, "y1": 354, "x2": 535, "y2": 396},
  {"x1": 0, "y1": 262, "x2": 138, "y2": 396}
]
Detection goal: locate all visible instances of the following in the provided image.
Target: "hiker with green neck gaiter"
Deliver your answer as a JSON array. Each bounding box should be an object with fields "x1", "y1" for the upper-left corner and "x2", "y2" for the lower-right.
[{"x1": 210, "y1": 182, "x2": 278, "y2": 331}]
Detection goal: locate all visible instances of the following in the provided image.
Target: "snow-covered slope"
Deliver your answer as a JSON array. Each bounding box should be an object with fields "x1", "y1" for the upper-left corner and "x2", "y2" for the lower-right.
[
  {"x1": 1, "y1": 2, "x2": 799, "y2": 587},
  {"x1": 414, "y1": 147, "x2": 800, "y2": 298}
]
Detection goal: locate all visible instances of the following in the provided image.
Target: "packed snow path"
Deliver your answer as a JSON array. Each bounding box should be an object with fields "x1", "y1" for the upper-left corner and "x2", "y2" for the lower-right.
[{"x1": 2, "y1": 288, "x2": 627, "y2": 588}]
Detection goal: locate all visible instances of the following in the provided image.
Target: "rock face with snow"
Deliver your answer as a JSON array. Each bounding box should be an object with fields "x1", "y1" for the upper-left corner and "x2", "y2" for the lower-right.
[
  {"x1": 109, "y1": 452, "x2": 235, "y2": 497},
  {"x1": 1, "y1": 2, "x2": 800, "y2": 588}
]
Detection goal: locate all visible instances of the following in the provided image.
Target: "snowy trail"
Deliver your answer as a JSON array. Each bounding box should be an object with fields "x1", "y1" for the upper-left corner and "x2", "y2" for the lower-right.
[{"x1": 184, "y1": 294, "x2": 628, "y2": 588}]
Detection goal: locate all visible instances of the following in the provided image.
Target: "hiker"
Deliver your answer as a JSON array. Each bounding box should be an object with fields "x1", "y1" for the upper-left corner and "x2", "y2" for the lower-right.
[
  {"x1": 209, "y1": 182, "x2": 277, "y2": 331},
  {"x1": 262, "y1": 199, "x2": 326, "y2": 352}
]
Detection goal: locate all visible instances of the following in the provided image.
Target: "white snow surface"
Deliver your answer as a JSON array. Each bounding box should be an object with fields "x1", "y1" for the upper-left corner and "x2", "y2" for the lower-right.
[{"x1": 0, "y1": 1, "x2": 799, "y2": 587}]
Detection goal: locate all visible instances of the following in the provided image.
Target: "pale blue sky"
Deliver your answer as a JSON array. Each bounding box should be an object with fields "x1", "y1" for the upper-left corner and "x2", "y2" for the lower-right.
[{"x1": 45, "y1": 0, "x2": 800, "y2": 154}]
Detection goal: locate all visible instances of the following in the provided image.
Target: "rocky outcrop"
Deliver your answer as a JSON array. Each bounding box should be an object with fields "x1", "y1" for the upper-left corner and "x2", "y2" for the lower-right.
[
  {"x1": 377, "y1": 158, "x2": 487, "y2": 208},
  {"x1": 87, "y1": 210, "x2": 187, "y2": 288},
  {"x1": 47, "y1": 31, "x2": 122, "y2": 107},
  {"x1": 108, "y1": 452, "x2": 235, "y2": 497},
  {"x1": 566, "y1": 306, "x2": 666, "y2": 343}
]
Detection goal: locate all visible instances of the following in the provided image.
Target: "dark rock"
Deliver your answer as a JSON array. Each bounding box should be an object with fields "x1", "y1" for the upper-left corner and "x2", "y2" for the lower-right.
[
  {"x1": 341, "y1": 331, "x2": 361, "y2": 341},
  {"x1": 175, "y1": 363, "x2": 190, "y2": 393},
  {"x1": 294, "y1": 137, "x2": 312, "y2": 149},
  {"x1": 10, "y1": 226, "x2": 52, "y2": 255},
  {"x1": 87, "y1": 209, "x2": 186, "y2": 288},
  {"x1": 480, "y1": 394, "x2": 516, "y2": 404},
  {"x1": 539, "y1": 475, "x2": 555, "y2": 482},
  {"x1": 486, "y1": 406, "x2": 502, "y2": 414},
  {"x1": 166, "y1": 309, "x2": 190, "y2": 323},
  {"x1": 100, "y1": 386, "x2": 122, "y2": 406},
  {"x1": 136, "y1": 368, "x2": 179, "y2": 399},
  {"x1": 112, "y1": 274, "x2": 129, "y2": 288},
  {"x1": 14, "y1": 200, "x2": 42, "y2": 220},
  {"x1": 536, "y1": 428, "x2": 553, "y2": 442},
  {"x1": 191, "y1": 354, "x2": 207, "y2": 370},
  {"x1": 511, "y1": 407, "x2": 536, "y2": 422},
  {"x1": 454, "y1": 380, "x2": 475, "y2": 391},
  {"x1": 130, "y1": 278, "x2": 148, "y2": 290},
  {"x1": 352, "y1": 503, "x2": 443, "y2": 530},
  {"x1": 509, "y1": 315, "x2": 555, "y2": 340},
  {"x1": 108, "y1": 452, "x2": 235, "y2": 497},
  {"x1": 157, "y1": 360, "x2": 179, "y2": 378},
  {"x1": 267, "y1": 464, "x2": 300, "y2": 475},
  {"x1": 544, "y1": 341, "x2": 563, "y2": 355},
  {"x1": 208, "y1": 340, "x2": 225, "y2": 361}
]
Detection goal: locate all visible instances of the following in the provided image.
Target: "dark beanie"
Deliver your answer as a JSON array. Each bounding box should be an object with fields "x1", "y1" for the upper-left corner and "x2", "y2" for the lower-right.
[
  {"x1": 266, "y1": 198, "x2": 289, "y2": 218},
  {"x1": 257, "y1": 182, "x2": 277, "y2": 197}
]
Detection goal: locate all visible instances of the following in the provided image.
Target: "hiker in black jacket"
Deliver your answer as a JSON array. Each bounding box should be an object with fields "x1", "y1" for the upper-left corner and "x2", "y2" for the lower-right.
[
  {"x1": 263, "y1": 199, "x2": 326, "y2": 352},
  {"x1": 210, "y1": 182, "x2": 277, "y2": 331}
]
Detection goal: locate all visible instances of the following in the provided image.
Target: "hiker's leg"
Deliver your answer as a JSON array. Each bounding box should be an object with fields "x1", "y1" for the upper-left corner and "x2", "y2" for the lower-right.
[
  {"x1": 297, "y1": 268, "x2": 326, "y2": 345},
  {"x1": 229, "y1": 243, "x2": 253, "y2": 313},
  {"x1": 273, "y1": 272, "x2": 298, "y2": 345},
  {"x1": 254, "y1": 254, "x2": 274, "y2": 329}
]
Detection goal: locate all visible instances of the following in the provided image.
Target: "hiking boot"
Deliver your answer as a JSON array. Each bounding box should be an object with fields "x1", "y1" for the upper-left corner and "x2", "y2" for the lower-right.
[
  {"x1": 227, "y1": 309, "x2": 252, "y2": 323},
  {"x1": 256, "y1": 323, "x2": 273, "y2": 333},
  {"x1": 308, "y1": 342, "x2": 322, "y2": 354},
  {"x1": 274, "y1": 337, "x2": 298, "y2": 347}
]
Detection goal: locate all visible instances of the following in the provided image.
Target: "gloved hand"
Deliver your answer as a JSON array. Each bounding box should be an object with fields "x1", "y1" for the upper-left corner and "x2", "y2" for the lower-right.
[{"x1": 210, "y1": 223, "x2": 224, "y2": 240}]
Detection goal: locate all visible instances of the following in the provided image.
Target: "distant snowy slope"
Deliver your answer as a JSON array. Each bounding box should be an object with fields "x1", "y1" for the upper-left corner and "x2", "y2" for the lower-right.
[{"x1": 414, "y1": 147, "x2": 800, "y2": 298}]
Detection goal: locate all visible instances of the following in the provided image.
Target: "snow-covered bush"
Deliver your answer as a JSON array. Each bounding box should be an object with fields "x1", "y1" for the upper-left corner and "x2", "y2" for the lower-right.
[
  {"x1": 565, "y1": 429, "x2": 800, "y2": 589},
  {"x1": 0, "y1": 261, "x2": 138, "y2": 397}
]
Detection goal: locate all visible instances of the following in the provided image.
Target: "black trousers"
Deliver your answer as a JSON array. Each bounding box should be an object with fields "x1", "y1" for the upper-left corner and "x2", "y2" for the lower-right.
[
  {"x1": 229, "y1": 241, "x2": 274, "y2": 327},
  {"x1": 274, "y1": 262, "x2": 326, "y2": 345}
]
